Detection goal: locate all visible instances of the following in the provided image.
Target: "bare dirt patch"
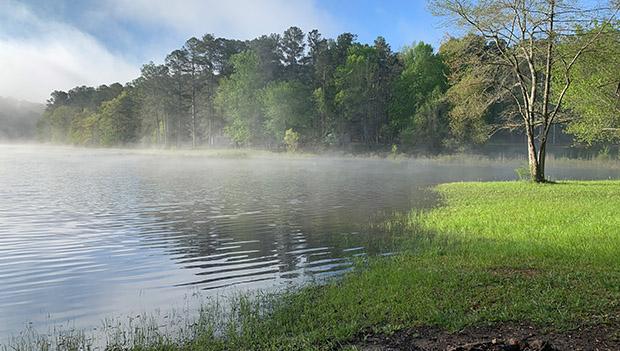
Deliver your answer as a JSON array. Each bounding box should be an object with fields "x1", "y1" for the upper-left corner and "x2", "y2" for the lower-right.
[{"x1": 351, "y1": 322, "x2": 620, "y2": 351}]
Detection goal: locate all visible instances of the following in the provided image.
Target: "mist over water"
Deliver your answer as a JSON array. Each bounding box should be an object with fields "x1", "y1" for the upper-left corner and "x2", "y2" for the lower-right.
[{"x1": 0, "y1": 144, "x2": 618, "y2": 341}]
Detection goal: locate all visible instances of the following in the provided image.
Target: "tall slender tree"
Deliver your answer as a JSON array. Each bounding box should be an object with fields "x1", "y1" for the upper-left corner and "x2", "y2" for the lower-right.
[{"x1": 133, "y1": 63, "x2": 171, "y2": 145}]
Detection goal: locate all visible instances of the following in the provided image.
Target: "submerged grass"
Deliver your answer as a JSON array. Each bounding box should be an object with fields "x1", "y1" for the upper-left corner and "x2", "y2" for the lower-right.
[{"x1": 5, "y1": 181, "x2": 620, "y2": 350}]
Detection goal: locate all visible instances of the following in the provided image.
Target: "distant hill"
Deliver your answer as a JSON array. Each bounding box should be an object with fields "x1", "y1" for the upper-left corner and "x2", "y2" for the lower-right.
[{"x1": 0, "y1": 97, "x2": 44, "y2": 140}]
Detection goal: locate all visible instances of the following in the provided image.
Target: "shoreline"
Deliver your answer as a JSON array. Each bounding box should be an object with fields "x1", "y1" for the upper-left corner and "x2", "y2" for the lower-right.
[
  {"x1": 4, "y1": 180, "x2": 620, "y2": 350},
  {"x1": 2, "y1": 143, "x2": 620, "y2": 170}
]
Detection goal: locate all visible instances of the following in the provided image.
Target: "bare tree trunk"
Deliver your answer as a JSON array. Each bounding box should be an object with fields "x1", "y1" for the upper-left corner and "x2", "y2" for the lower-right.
[
  {"x1": 155, "y1": 112, "x2": 161, "y2": 145},
  {"x1": 190, "y1": 65, "x2": 197, "y2": 149},
  {"x1": 207, "y1": 116, "x2": 212, "y2": 146},
  {"x1": 177, "y1": 115, "x2": 181, "y2": 148},
  {"x1": 163, "y1": 114, "x2": 168, "y2": 148},
  {"x1": 191, "y1": 95, "x2": 196, "y2": 148},
  {"x1": 536, "y1": 0, "x2": 555, "y2": 183},
  {"x1": 190, "y1": 70, "x2": 196, "y2": 149},
  {"x1": 538, "y1": 139, "x2": 547, "y2": 182},
  {"x1": 207, "y1": 87, "x2": 213, "y2": 146},
  {"x1": 526, "y1": 126, "x2": 541, "y2": 182}
]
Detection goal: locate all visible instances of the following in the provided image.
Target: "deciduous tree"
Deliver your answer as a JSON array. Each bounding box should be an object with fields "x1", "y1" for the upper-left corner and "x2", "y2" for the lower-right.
[{"x1": 431, "y1": 0, "x2": 619, "y2": 181}]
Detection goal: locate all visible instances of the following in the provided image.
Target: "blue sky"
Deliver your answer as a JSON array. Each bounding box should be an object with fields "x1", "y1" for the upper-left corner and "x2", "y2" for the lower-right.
[
  {"x1": 318, "y1": 0, "x2": 446, "y2": 50},
  {"x1": 0, "y1": 0, "x2": 446, "y2": 102}
]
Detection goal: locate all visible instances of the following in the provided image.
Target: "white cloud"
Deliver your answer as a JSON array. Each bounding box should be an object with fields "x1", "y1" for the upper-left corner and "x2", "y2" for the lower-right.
[
  {"x1": 0, "y1": 0, "x2": 337, "y2": 103},
  {"x1": 105, "y1": 0, "x2": 337, "y2": 40},
  {"x1": 0, "y1": 1, "x2": 139, "y2": 103}
]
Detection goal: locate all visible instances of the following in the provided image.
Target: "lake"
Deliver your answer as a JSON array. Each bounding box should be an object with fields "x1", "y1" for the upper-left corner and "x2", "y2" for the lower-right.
[{"x1": 0, "y1": 144, "x2": 618, "y2": 342}]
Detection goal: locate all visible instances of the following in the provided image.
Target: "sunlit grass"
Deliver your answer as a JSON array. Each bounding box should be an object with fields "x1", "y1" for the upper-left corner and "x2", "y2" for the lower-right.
[
  {"x1": 213, "y1": 181, "x2": 620, "y2": 349},
  {"x1": 4, "y1": 181, "x2": 620, "y2": 350},
  {"x1": 417, "y1": 181, "x2": 620, "y2": 265}
]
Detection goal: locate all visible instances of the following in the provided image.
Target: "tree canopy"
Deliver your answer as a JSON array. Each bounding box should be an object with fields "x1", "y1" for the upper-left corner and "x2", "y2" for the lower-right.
[{"x1": 36, "y1": 15, "x2": 619, "y2": 158}]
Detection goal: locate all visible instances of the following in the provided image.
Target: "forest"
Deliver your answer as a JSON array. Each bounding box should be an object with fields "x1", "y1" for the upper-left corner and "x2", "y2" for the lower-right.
[{"x1": 36, "y1": 24, "x2": 619, "y2": 155}]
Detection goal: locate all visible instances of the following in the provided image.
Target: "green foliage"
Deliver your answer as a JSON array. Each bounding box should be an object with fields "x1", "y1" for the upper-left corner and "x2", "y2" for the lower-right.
[
  {"x1": 36, "y1": 23, "x2": 619, "y2": 152},
  {"x1": 47, "y1": 105, "x2": 77, "y2": 142},
  {"x1": 334, "y1": 40, "x2": 396, "y2": 144},
  {"x1": 215, "y1": 50, "x2": 267, "y2": 146},
  {"x1": 96, "y1": 91, "x2": 139, "y2": 146},
  {"x1": 335, "y1": 45, "x2": 378, "y2": 118},
  {"x1": 223, "y1": 119, "x2": 251, "y2": 146},
  {"x1": 390, "y1": 42, "x2": 448, "y2": 148},
  {"x1": 514, "y1": 164, "x2": 530, "y2": 181},
  {"x1": 283, "y1": 128, "x2": 300, "y2": 152},
  {"x1": 595, "y1": 146, "x2": 612, "y2": 161},
  {"x1": 280, "y1": 26, "x2": 305, "y2": 66},
  {"x1": 440, "y1": 35, "x2": 498, "y2": 145},
  {"x1": 133, "y1": 63, "x2": 172, "y2": 145},
  {"x1": 69, "y1": 110, "x2": 98, "y2": 145},
  {"x1": 260, "y1": 80, "x2": 315, "y2": 141},
  {"x1": 391, "y1": 143, "x2": 398, "y2": 155},
  {"x1": 36, "y1": 83, "x2": 137, "y2": 146},
  {"x1": 398, "y1": 88, "x2": 449, "y2": 150},
  {"x1": 562, "y1": 24, "x2": 620, "y2": 145}
]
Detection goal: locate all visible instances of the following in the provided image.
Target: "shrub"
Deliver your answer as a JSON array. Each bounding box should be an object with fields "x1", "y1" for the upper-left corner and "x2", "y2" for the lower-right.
[{"x1": 284, "y1": 128, "x2": 300, "y2": 152}]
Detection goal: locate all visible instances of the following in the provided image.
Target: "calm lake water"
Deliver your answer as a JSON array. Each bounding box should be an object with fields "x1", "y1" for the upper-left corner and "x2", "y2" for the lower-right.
[{"x1": 0, "y1": 144, "x2": 618, "y2": 341}]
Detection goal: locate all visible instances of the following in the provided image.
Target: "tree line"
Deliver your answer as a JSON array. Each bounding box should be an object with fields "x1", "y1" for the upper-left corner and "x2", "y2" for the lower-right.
[{"x1": 37, "y1": 3, "x2": 619, "y2": 169}]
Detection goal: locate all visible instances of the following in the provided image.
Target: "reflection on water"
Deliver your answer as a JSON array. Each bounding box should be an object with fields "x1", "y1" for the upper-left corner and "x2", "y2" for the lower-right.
[{"x1": 0, "y1": 145, "x2": 617, "y2": 339}]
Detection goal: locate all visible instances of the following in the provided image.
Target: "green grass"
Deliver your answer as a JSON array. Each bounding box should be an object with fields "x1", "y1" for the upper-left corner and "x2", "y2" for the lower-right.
[
  {"x1": 137, "y1": 181, "x2": 620, "y2": 350},
  {"x1": 5, "y1": 181, "x2": 620, "y2": 350}
]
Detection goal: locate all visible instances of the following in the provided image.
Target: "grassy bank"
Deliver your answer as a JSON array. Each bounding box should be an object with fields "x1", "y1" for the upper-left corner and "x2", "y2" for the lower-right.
[
  {"x1": 190, "y1": 181, "x2": 620, "y2": 350},
  {"x1": 6, "y1": 181, "x2": 620, "y2": 351}
]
